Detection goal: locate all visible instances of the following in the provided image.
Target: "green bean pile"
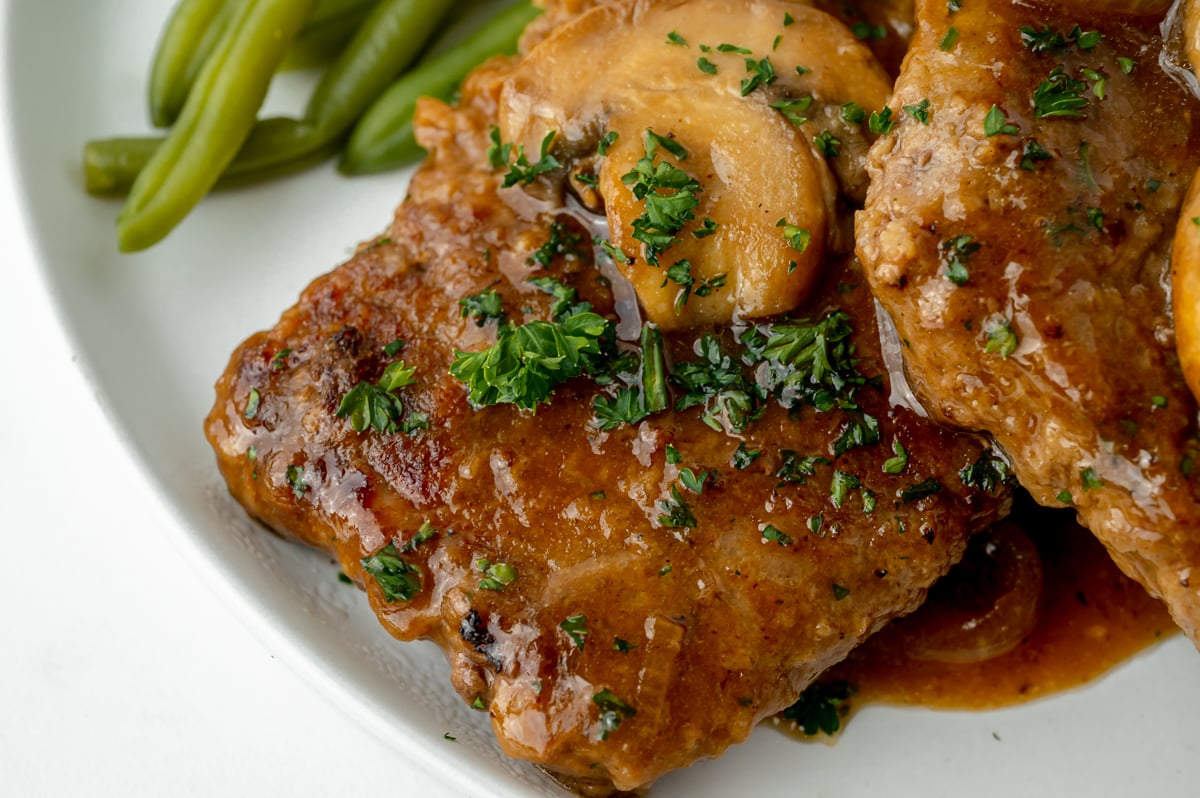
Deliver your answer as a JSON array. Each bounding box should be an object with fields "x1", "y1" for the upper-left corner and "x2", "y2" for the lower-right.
[{"x1": 86, "y1": 0, "x2": 540, "y2": 252}]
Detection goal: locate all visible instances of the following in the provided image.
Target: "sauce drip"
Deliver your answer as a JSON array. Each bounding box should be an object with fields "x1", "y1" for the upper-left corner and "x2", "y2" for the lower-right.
[{"x1": 779, "y1": 496, "x2": 1176, "y2": 736}]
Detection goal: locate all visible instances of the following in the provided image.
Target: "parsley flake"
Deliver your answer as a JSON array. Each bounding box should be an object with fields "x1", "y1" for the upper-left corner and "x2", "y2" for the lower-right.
[
  {"x1": 560, "y1": 614, "x2": 588, "y2": 650},
  {"x1": 868, "y1": 107, "x2": 896, "y2": 135},
  {"x1": 450, "y1": 311, "x2": 612, "y2": 412},
  {"x1": 488, "y1": 127, "x2": 562, "y2": 187},
  {"x1": 741, "y1": 56, "x2": 777, "y2": 96},
  {"x1": 361, "y1": 543, "x2": 422, "y2": 602},
  {"x1": 733, "y1": 443, "x2": 763, "y2": 469},
  {"x1": 882, "y1": 439, "x2": 909, "y2": 474},
  {"x1": 1033, "y1": 66, "x2": 1089, "y2": 119},
  {"x1": 244, "y1": 387, "x2": 261, "y2": 420},
  {"x1": 903, "y1": 98, "x2": 932, "y2": 125},
  {"x1": 771, "y1": 96, "x2": 814, "y2": 127},
  {"x1": 459, "y1": 289, "x2": 505, "y2": 326},
  {"x1": 901, "y1": 478, "x2": 943, "y2": 503},
  {"x1": 983, "y1": 316, "x2": 1019, "y2": 358},
  {"x1": 814, "y1": 130, "x2": 841, "y2": 157},
  {"x1": 941, "y1": 234, "x2": 980, "y2": 285},
  {"x1": 594, "y1": 689, "x2": 636, "y2": 740},
  {"x1": 761, "y1": 524, "x2": 794, "y2": 546},
  {"x1": 983, "y1": 104, "x2": 1019, "y2": 137}
]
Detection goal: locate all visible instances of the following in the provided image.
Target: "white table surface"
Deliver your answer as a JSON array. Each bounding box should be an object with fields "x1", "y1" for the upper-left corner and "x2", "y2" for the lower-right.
[{"x1": 0, "y1": 82, "x2": 460, "y2": 798}]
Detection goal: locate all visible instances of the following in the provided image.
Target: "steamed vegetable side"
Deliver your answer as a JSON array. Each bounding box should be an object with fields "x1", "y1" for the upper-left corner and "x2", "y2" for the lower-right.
[{"x1": 85, "y1": 0, "x2": 539, "y2": 252}]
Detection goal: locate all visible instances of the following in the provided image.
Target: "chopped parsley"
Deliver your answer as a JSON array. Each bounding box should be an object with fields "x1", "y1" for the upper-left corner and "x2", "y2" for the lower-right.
[
  {"x1": 983, "y1": 316, "x2": 1019, "y2": 358},
  {"x1": 840, "y1": 102, "x2": 867, "y2": 125},
  {"x1": 814, "y1": 130, "x2": 841, "y2": 157},
  {"x1": 770, "y1": 96, "x2": 814, "y2": 127},
  {"x1": 941, "y1": 234, "x2": 981, "y2": 285},
  {"x1": 527, "y1": 220, "x2": 584, "y2": 268},
  {"x1": 693, "y1": 217, "x2": 720, "y2": 239},
  {"x1": 666, "y1": 30, "x2": 687, "y2": 46},
  {"x1": 613, "y1": 637, "x2": 636, "y2": 652},
  {"x1": 336, "y1": 359, "x2": 425, "y2": 435},
  {"x1": 830, "y1": 470, "x2": 861, "y2": 509},
  {"x1": 529, "y1": 276, "x2": 590, "y2": 321},
  {"x1": 1081, "y1": 467, "x2": 1103, "y2": 491},
  {"x1": 1032, "y1": 66, "x2": 1089, "y2": 119},
  {"x1": 621, "y1": 130, "x2": 701, "y2": 266},
  {"x1": 755, "y1": 310, "x2": 875, "y2": 413},
  {"x1": 732, "y1": 443, "x2": 763, "y2": 469},
  {"x1": 1020, "y1": 139, "x2": 1054, "y2": 171},
  {"x1": 776, "y1": 218, "x2": 812, "y2": 254},
  {"x1": 959, "y1": 449, "x2": 1011, "y2": 494},
  {"x1": 361, "y1": 543, "x2": 422, "y2": 602},
  {"x1": 458, "y1": 288, "x2": 505, "y2": 326},
  {"x1": 476, "y1": 558, "x2": 517, "y2": 591},
  {"x1": 594, "y1": 689, "x2": 636, "y2": 740},
  {"x1": 777, "y1": 451, "x2": 831, "y2": 485},
  {"x1": 740, "y1": 56, "x2": 777, "y2": 95},
  {"x1": 882, "y1": 439, "x2": 908, "y2": 474},
  {"x1": 671, "y1": 335, "x2": 765, "y2": 433},
  {"x1": 903, "y1": 99, "x2": 931, "y2": 124},
  {"x1": 832, "y1": 583, "x2": 851, "y2": 601},
  {"x1": 781, "y1": 680, "x2": 854, "y2": 736},
  {"x1": 1019, "y1": 23, "x2": 1100, "y2": 54},
  {"x1": 488, "y1": 127, "x2": 562, "y2": 187},
  {"x1": 664, "y1": 259, "x2": 727, "y2": 312},
  {"x1": 450, "y1": 310, "x2": 611, "y2": 412},
  {"x1": 679, "y1": 467, "x2": 713, "y2": 494},
  {"x1": 592, "y1": 323, "x2": 668, "y2": 429},
  {"x1": 939, "y1": 26, "x2": 959, "y2": 51},
  {"x1": 901, "y1": 477, "x2": 943, "y2": 503},
  {"x1": 697, "y1": 56, "x2": 718, "y2": 74},
  {"x1": 597, "y1": 131, "x2": 618, "y2": 156},
  {"x1": 560, "y1": 614, "x2": 589, "y2": 650},
  {"x1": 868, "y1": 107, "x2": 896, "y2": 135},
  {"x1": 285, "y1": 464, "x2": 307, "y2": 499},
  {"x1": 244, "y1": 387, "x2": 261, "y2": 420},
  {"x1": 761, "y1": 524, "x2": 794, "y2": 546},
  {"x1": 983, "y1": 104, "x2": 1019, "y2": 137},
  {"x1": 658, "y1": 483, "x2": 698, "y2": 528},
  {"x1": 833, "y1": 413, "x2": 881, "y2": 456}
]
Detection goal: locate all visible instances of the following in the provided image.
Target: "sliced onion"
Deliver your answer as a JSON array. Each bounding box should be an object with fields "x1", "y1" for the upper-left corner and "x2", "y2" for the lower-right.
[{"x1": 901, "y1": 521, "x2": 1044, "y2": 664}]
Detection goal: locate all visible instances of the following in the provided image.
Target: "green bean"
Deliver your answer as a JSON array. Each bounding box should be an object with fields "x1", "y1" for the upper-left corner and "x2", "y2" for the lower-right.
[
  {"x1": 118, "y1": 0, "x2": 316, "y2": 252},
  {"x1": 308, "y1": 0, "x2": 377, "y2": 27},
  {"x1": 279, "y1": 2, "x2": 378, "y2": 72},
  {"x1": 84, "y1": 138, "x2": 161, "y2": 197},
  {"x1": 341, "y1": 1, "x2": 539, "y2": 175},
  {"x1": 148, "y1": 0, "x2": 235, "y2": 128},
  {"x1": 85, "y1": 118, "x2": 324, "y2": 196},
  {"x1": 304, "y1": 0, "x2": 452, "y2": 136}
]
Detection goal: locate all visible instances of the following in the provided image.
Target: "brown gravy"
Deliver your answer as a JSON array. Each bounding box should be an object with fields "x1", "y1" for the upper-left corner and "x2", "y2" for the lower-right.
[{"x1": 790, "y1": 499, "x2": 1176, "y2": 726}]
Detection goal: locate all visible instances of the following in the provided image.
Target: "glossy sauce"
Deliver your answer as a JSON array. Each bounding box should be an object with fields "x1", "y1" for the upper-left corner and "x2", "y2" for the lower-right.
[{"x1": 782, "y1": 498, "x2": 1175, "y2": 730}]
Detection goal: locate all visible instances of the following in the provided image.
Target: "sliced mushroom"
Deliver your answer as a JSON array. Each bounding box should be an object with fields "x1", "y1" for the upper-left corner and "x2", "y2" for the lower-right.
[{"x1": 498, "y1": 0, "x2": 891, "y2": 329}]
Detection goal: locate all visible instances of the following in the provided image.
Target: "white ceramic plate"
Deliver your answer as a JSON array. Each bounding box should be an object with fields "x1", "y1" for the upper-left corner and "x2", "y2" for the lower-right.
[{"x1": 6, "y1": 1, "x2": 1199, "y2": 795}]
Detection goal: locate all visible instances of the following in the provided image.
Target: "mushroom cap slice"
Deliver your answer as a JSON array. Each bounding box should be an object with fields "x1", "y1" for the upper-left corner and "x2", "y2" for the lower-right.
[{"x1": 498, "y1": 0, "x2": 891, "y2": 329}]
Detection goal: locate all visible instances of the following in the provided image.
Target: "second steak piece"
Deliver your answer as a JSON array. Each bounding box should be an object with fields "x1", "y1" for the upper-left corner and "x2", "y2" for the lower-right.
[{"x1": 857, "y1": 0, "x2": 1200, "y2": 641}]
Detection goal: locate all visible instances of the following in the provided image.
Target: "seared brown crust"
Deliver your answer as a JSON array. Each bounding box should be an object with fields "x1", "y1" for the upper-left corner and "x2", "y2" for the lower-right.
[
  {"x1": 858, "y1": 0, "x2": 1200, "y2": 641},
  {"x1": 207, "y1": 55, "x2": 1006, "y2": 796}
]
